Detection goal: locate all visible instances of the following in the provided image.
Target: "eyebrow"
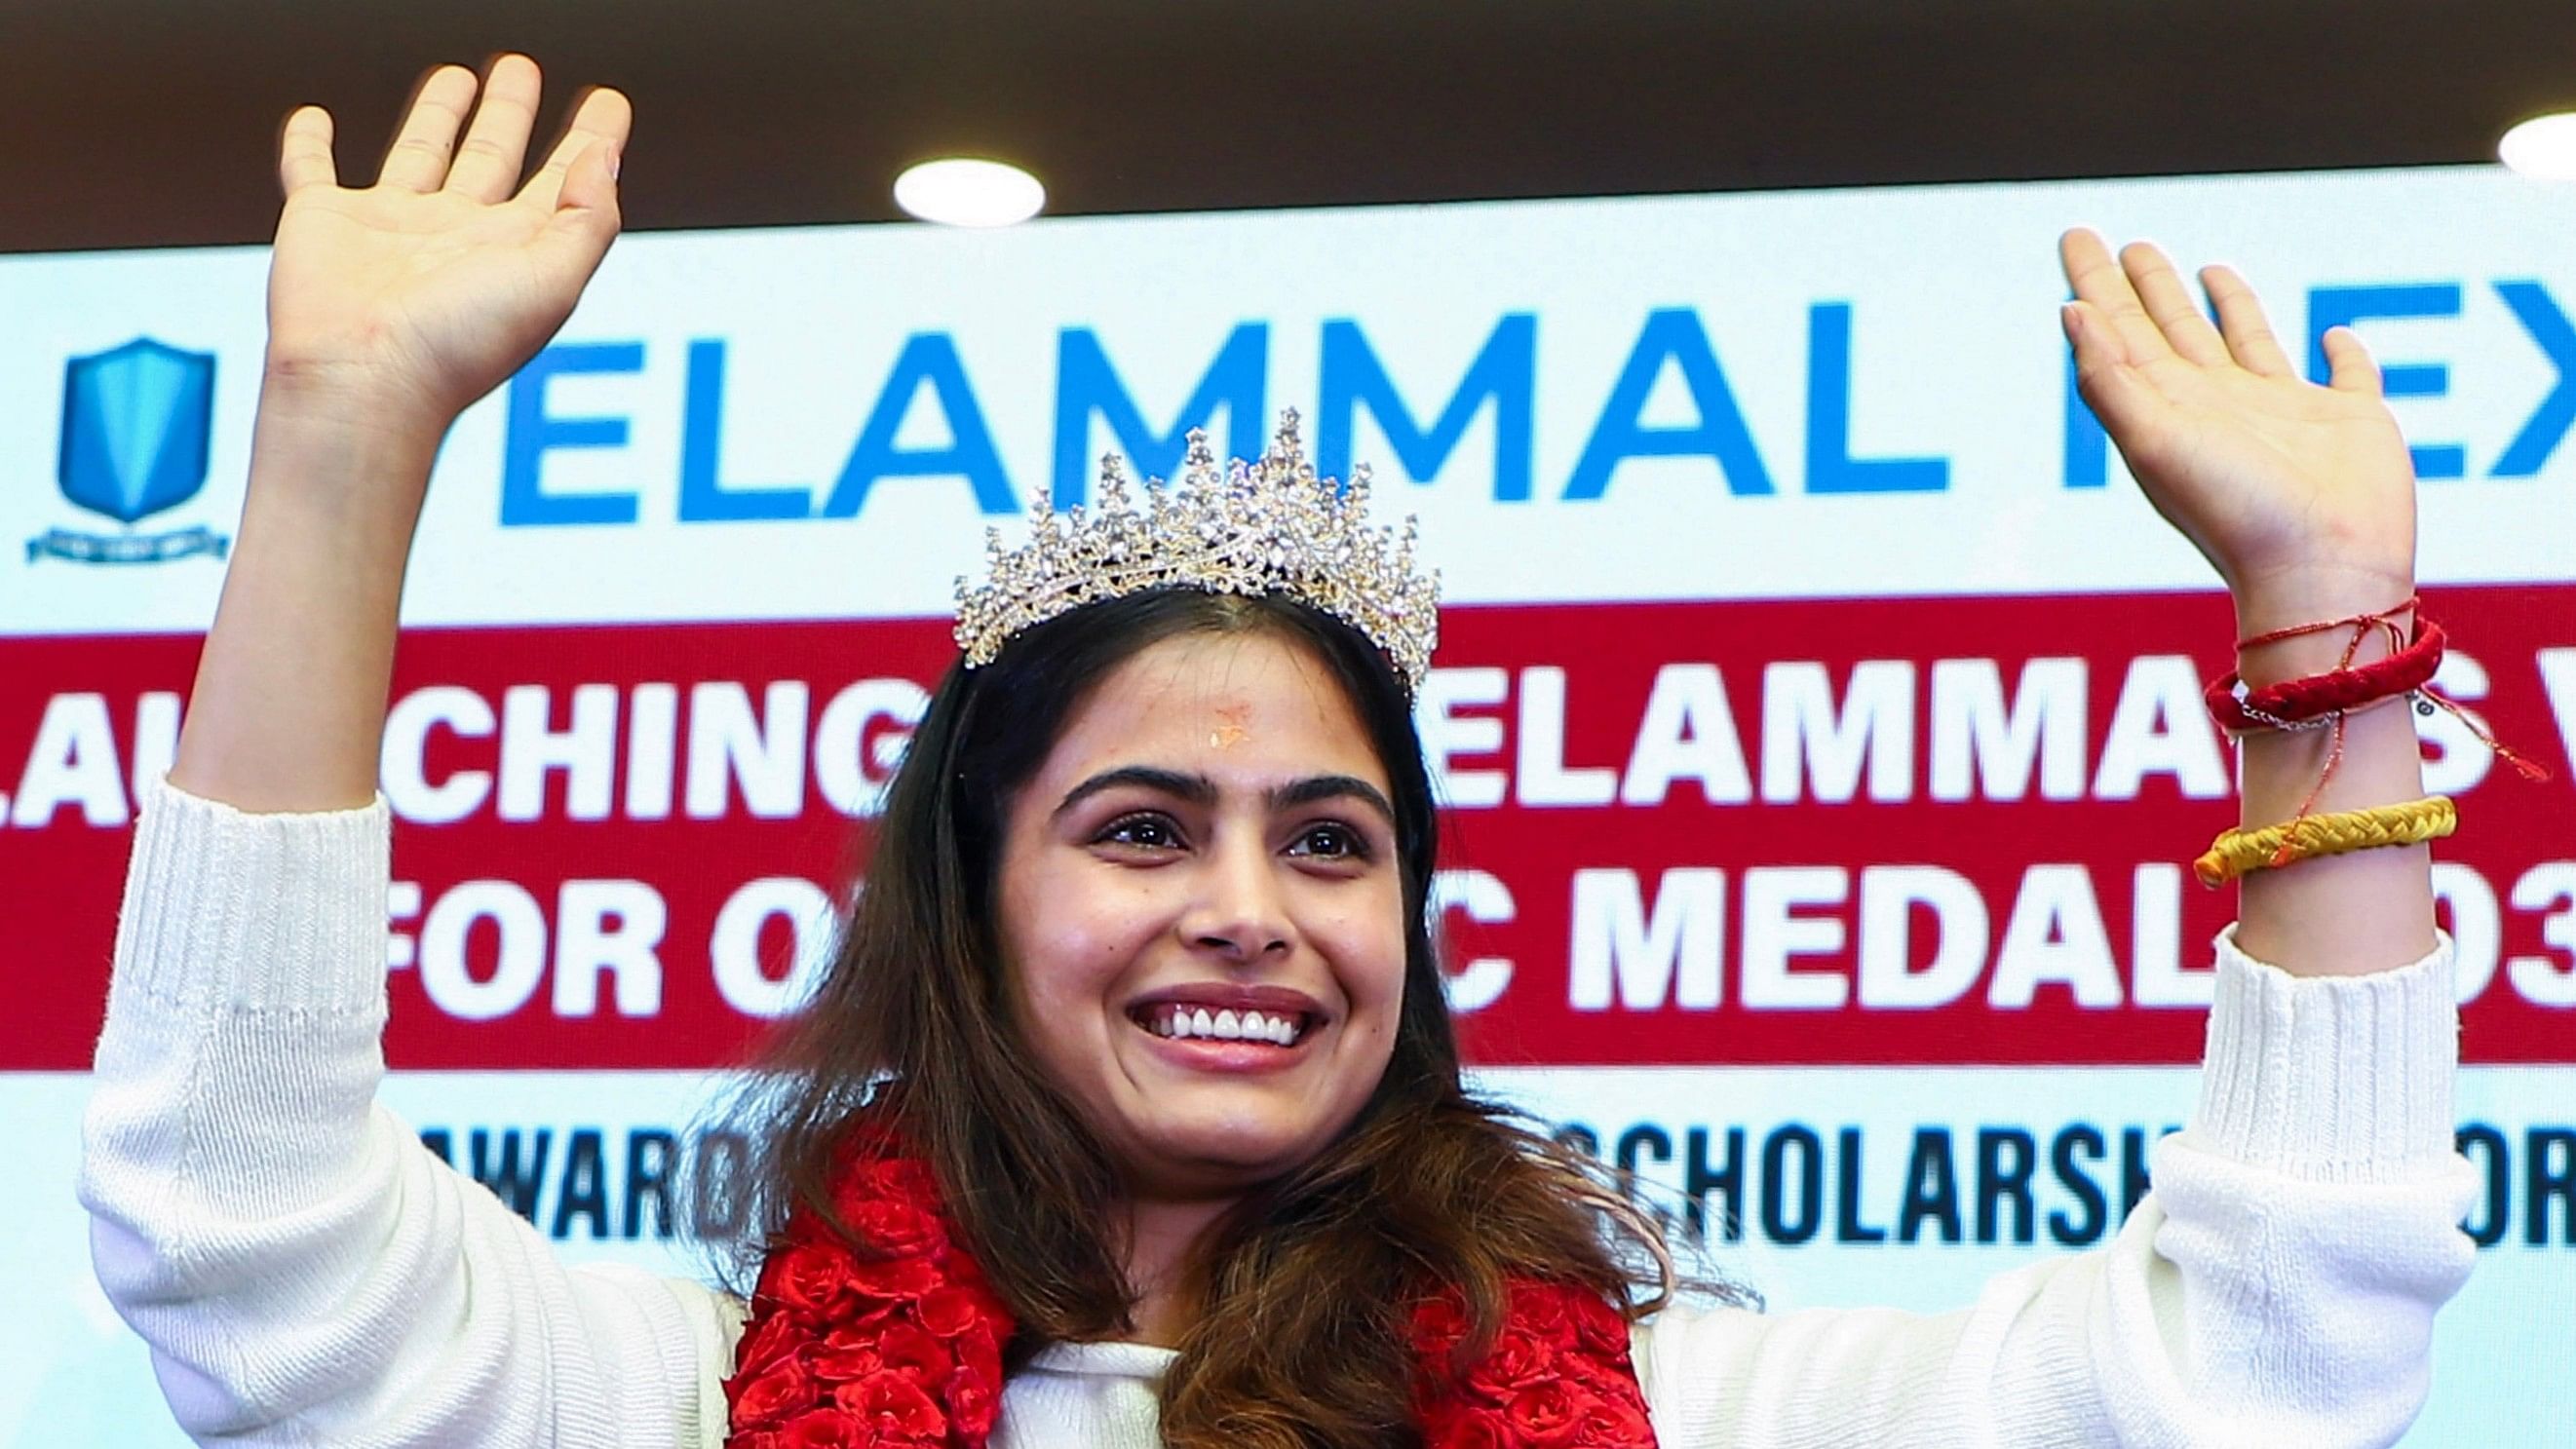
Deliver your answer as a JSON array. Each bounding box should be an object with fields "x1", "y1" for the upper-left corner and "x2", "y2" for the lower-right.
[{"x1": 1053, "y1": 766, "x2": 1398, "y2": 828}]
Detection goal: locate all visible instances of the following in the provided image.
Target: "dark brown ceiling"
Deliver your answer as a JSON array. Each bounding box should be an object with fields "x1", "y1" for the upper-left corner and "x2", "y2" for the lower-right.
[{"x1": 7, "y1": 0, "x2": 2575, "y2": 255}]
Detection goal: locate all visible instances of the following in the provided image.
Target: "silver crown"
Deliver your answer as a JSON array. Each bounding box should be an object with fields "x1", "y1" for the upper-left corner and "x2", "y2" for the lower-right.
[{"x1": 953, "y1": 410, "x2": 1440, "y2": 691}]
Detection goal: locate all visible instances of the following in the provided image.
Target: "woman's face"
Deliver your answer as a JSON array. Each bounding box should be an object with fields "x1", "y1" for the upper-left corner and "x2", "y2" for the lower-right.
[{"x1": 995, "y1": 629, "x2": 1408, "y2": 1200}]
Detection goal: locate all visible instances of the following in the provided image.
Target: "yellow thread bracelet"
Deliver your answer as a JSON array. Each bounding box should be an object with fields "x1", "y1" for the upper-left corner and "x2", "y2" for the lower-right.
[{"x1": 2193, "y1": 796, "x2": 2455, "y2": 888}]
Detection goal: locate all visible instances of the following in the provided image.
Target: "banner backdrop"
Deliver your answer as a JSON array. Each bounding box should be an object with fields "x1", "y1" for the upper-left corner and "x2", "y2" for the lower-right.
[{"x1": 5, "y1": 163, "x2": 2572, "y2": 1445}]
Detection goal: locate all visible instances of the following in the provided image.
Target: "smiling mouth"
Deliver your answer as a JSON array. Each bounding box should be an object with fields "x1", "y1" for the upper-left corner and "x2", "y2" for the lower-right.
[{"x1": 1134, "y1": 1004, "x2": 1314, "y2": 1047}]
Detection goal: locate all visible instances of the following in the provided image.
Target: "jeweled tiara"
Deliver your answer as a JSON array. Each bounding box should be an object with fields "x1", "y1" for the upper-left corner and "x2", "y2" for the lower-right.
[{"x1": 952, "y1": 410, "x2": 1440, "y2": 692}]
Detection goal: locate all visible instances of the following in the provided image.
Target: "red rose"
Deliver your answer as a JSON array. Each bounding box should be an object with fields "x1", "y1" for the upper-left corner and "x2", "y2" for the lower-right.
[
  {"x1": 846, "y1": 1197, "x2": 945, "y2": 1255},
  {"x1": 1571, "y1": 1391, "x2": 1655, "y2": 1446},
  {"x1": 846, "y1": 1253, "x2": 943, "y2": 1302},
  {"x1": 1420, "y1": 1403, "x2": 1509, "y2": 1449},
  {"x1": 945, "y1": 1363, "x2": 1001, "y2": 1438},
  {"x1": 769, "y1": 1243, "x2": 855, "y2": 1319},
  {"x1": 848, "y1": 1297, "x2": 905, "y2": 1334},
  {"x1": 1510, "y1": 1283, "x2": 1574, "y2": 1339},
  {"x1": 952, "y1": 1321, "x2": 1005, "y2": 1389},
  {"x1": 1466, "y1": 1327, "x2": 1557, "y2": 1397},
  {"x1": 942, "y1": 1247, "x2": 998, "y2": 1291},
  {"x1": 1570, "y1": 1296, "x2": 1630, "y2": 1358},
  {"x1": 780, "y1": 1408, "x2": 862, "y2": 1447},
  {"x1": 809, "y1": 1323, "x2": 884, "y2": 1384},
  {"x1": 861, "y1": 1157, "x2": 940, "y2": 1203},
  {"x1": 731, "y1": 1309, "x2": 802, "y2": 1381},
  {"x1": 831, "y1": 1370, "x2": 947, "y2": 1440},
  {"x1": 729, "y1": 1356, "x2": 816, "y2": 1430},
  {"x1": 1412, "y1": 1294, "x2": 1472, "y2": 1352},
  {"x1": 876, "y1": 1321, "x2": 954, "y2": 1382},
  {"x1": 1503, "y1": 1380, "x2": 1595, "y2": 1449},
  {"x1": 916, "y1": 1284, "x2": 989, "y2": 1339}
]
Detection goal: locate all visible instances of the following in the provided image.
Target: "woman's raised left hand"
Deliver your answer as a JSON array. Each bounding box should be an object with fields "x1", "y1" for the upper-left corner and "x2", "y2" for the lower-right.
[{"x1": 2057, "y1": 228, "x2": 2418, "y2": 627}]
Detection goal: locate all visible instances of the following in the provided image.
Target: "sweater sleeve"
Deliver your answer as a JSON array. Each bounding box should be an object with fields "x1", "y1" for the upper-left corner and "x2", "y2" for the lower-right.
[
  {"x1": 77, "y1": 772, "x2": 747, "y2": 1449},
  {"x1": 1632, "y1": 926, "x2": 2480, "y2": 1449}
]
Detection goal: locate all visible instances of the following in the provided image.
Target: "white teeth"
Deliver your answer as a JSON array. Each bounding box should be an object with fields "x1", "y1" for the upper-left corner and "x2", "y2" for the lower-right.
[
  {"x1": 1143, "y1": 1004, "x2": 1306, "y2": 1045},
  {"x1": 1241, "y1": 1010, "x2": 1290, "y2": 1045}
]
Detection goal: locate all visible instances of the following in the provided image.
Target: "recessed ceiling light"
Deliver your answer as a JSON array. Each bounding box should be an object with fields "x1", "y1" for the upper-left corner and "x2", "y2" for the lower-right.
[
  {"x1": 893, "y1": 158, "x2": 1046, "y2": 227},
  {"x1": 2499, "y1": 112, "x2": 2576, "y2": 180}
]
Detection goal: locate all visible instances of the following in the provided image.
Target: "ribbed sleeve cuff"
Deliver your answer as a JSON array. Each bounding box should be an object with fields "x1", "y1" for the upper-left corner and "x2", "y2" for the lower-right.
[
  {"x1": 2191, "y1": 922, "x2": 2459, "y2": 1184},
  {"x1": 111, "y1": 770, "x2": 394, "y2": 1018}
]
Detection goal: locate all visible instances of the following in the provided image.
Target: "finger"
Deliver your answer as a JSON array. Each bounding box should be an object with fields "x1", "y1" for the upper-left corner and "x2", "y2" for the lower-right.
[
  {"x1": 2061, "y1": 299, "x2": 2165, "y2": 433},
  {"x1": 2198, "y1": 264, "x2": 2296, "y2": 378},
  {"x1": 376, "y1": 63, "x2": 480, "y2": 192},
  {"x1": 277, "y1": 105, "x2": 338, "y2": 197},
  {"x1": 2058, "y1": 227, "x2": 2178, "y2": 368},
  {"x1": 2321, "y1": 326, "x2": 2383, "y2": 396},
  {"x1": 2119, "y1": 241, "x2": 2232, "y2": 367},
  {"x1": 443, "y1": 54, "x2": 542, "y2": 203},
  {"x1": 518, "y1": 85, "x2": 633, "y2": 214},
  {"x1": 533, "y1": 133, "x2": 625, "y2": 286}
]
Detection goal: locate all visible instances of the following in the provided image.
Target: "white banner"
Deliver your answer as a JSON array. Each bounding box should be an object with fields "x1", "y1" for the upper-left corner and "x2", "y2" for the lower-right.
[{"x1": 11, "y1": 161, "x2": 2574, "y2": 1446}]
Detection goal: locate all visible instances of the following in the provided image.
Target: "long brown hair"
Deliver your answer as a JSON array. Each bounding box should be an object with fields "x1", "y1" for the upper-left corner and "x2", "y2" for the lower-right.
[{"x1": 726, "y1": 589, "x2": 1697, "y2": 1446}]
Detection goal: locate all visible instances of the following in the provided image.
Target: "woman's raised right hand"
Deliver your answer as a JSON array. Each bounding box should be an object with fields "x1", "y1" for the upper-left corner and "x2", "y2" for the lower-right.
[{"x1": 262, "y1": 56, "x2": 628, "y2": 432}]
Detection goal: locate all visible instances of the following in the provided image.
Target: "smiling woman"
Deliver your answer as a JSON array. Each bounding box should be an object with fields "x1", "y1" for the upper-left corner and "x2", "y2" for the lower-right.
[
  {"x1": 79, "y1": 52, "x2": 2483, "y2": 1449},
  {"x1": 727, "y1": 584, "x2": 1682, "y2": 1442},
  {"x1": 1003, "y1": 630, "x2": 1407, "y2": 1206}
]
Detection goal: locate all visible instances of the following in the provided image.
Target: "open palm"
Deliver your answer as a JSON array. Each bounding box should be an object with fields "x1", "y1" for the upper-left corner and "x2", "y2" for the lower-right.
[
  {"x1": 2057, "y1": 229, "x2": 2417, "y2": 607},
  {"x1": 264, "y1": 57, "x2": 629, "y2": 425}
]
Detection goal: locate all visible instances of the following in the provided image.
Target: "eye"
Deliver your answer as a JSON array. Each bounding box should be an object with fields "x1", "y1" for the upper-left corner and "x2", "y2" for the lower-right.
[
  {"x1": 1095, "y1": 812, "x2": 1185, "y2": 851},
  {"x1": 1288, "y1": 821, "x2": 1372, "y2": 860}
]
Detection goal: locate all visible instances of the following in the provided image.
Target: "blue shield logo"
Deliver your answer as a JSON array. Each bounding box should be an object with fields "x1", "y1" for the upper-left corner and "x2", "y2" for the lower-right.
[
  {"x1": 58, "y1": 338, "x2": 216, "y2": 522},
  {"x1": 28, "y1": 338, "x2": 228, "y2": 563}
]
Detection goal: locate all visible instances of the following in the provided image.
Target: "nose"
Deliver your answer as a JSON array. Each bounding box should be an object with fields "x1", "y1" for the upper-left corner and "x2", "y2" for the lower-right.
[{"x1": 1179, "y1": 825, "x2": 1294, "y2": 964}]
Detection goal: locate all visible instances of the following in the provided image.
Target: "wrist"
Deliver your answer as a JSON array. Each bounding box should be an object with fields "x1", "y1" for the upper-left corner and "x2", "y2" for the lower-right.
[
  {"x1": 257, "y1": 353, "x2": 456, "y2": 451},
  {"x1": 2229, "y1": 563, "x2": 2417, "y2": 637},
  {"x1": 243, "y1": 386, "x2": 443, "y2": 543},
  {"x1": 2230, "y1": 567, "x2": 2416, "y2": 687}
]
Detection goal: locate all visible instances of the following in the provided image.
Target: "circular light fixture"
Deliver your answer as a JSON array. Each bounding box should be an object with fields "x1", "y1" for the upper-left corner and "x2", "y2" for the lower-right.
[
  {"x1": 893, "y1": 158, "x2": 1046, "y2": 227},
  {"x1": 2499, "y1": 112, "x2": 2576, "y2": 180}
]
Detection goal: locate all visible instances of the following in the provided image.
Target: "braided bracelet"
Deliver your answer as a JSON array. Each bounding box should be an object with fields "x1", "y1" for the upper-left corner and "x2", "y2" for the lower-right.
[
  {"x1": 2199, "y1": 596, "x2": 2549, "y2": 858},
  {"x1": 2204, "y1": 607, "x2": 2443, "y2": 735},
  {"x1": 2192, "y1": 796, "x2": 2457, "y2": 888}
]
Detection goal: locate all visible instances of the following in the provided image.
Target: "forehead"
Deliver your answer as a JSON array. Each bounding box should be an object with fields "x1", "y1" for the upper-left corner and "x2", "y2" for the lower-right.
[{"x1": 1036, "y1": 630, "x2": 1389, "y2": 789}]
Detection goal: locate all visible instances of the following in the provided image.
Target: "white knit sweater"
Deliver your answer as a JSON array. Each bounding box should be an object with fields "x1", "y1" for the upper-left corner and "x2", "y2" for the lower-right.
[{"x1": 80, "y1": 772, "x2": 2480, "y2": 1448}]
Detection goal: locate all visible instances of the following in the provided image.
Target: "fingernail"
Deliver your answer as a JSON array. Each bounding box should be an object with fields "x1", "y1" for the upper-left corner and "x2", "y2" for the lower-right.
[
  {"x1": 608, "y1": 147, "x2": 621, "y2": 182},
  {"x1": 2059, "y1": 302, "x2": 2080, "y2": 338}
]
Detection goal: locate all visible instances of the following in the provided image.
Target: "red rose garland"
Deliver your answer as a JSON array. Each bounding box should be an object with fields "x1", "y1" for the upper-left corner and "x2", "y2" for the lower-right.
[
  {"x1": 722, "y1": 1134, "x2": 1660, "y2": 1448},
  {"x1": 724, "y1": 1152, "x2": 1012, "y2": 1449},
  {"x1": 1411, "y1": 1283, "x2": 1662, "y2": 1449}
]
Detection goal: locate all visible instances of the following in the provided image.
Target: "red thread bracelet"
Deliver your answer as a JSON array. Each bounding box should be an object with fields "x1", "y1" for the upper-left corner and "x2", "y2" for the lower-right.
[
  {"x1": 2201, "y1": 595, "x2": 2552, "y2": 839},
  {"x1": 2204, "y1": 611, "x2": 2444, "y2": 735}
]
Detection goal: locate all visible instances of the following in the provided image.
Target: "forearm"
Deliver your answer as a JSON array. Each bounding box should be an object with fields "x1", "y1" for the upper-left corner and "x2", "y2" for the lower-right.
[
  {"x1": 2229, "y1": 574, "x2": 2436, "y2": 977},
  {"x1": 169, "y1": 378, "x2": 442, "y2": 814},
  {"x1": 84, "y1": 770, "x2": 728, "y2": 1447}
]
